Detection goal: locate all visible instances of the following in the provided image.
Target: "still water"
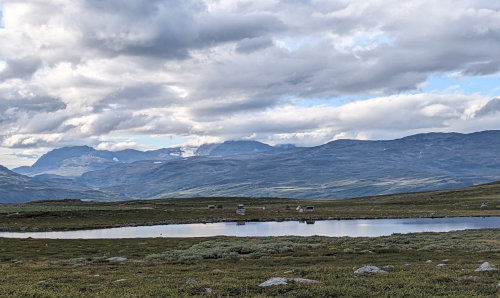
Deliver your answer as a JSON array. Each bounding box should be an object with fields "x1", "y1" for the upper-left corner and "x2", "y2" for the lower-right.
[{"x1": 1, "y1": 216, "x2": 499, "y2": 239}]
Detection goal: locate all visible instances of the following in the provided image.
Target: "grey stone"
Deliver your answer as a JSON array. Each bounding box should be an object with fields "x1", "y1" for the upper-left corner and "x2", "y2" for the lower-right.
[
  {"x1": 437, "y1": 264, "x2": 446, "y2": 267},
  {"x1": 405, "y1": 264, "x2": 411, "y2": 269},
  {"x1": 284, "y1": 269, "x2": 294, "y2": 274},
  {"x1": 115, "y1": 279, "x2": 127, "y2": 282},
  {"x1": 354, "y1": 266, "x2": 388, "y2": 275},
  {"x1": 106, "y1": 257, "x2": 128, "y2": 262},
  {"x1": 205, "y1": 287, "x2": 212, "y2": 293},
  {"x1": 186, "y1": 278, "x2": 196, "y2": 284},
  {"x1": 259, "y1": 277, "x2": 288, "y2": 287},
  {"x1": 426, "y1": 260, "x2": 433, "y2": 263},
  {"x1": 474, "y1": 262, "x2": 497, "y2": 272}
]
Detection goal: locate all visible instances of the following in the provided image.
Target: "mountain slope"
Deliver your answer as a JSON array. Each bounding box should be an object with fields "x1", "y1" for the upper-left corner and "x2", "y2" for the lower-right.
[
  {"x1": 77, "y1": 130, "x2": 500, "y2": 199},
  {"x1": 13, "y1": 146, "x2": 183, "y2": 177},
  {"x1": 0, "y1": 165, "x2": 125, "y2": 203},
  {"x1": 195, "y1": 140, "x2": 275, "y2": 156},
  {"x1": 12, "y1": 140, "x2": 276, "y2": 177}
]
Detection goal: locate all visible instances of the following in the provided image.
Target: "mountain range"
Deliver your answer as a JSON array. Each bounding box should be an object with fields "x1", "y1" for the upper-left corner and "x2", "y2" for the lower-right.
[
  {"x1": 2, "y1": 130, "x2": 500, "y2": 203},
  {"x1": 0, "y1": 165, "x2": 124, "y2": 203},
  {"x1": 13, "y1": 141, "x2": 277, "y2": 177}
]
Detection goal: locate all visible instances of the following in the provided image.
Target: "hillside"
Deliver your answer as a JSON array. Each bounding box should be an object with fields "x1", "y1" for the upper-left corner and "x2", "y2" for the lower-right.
[
  {"x1": 0, "y1": 165, "x2": 125, "y2": 203},
  {"x1": 77, "y1": 131, "x2": 500, "y2": 199}
]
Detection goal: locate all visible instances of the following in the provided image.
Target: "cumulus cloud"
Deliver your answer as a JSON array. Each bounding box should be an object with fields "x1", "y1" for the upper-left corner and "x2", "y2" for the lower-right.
[{"x1": 1, "y1": 0, "x2": 500, "y2": 163}]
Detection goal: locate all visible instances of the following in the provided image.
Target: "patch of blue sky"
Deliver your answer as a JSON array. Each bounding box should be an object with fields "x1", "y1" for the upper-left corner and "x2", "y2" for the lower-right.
[
  {"x1": 281, "y1": 37, "x2": 308, "y2": 52},
  {"x1": 292, "y1": 94, "x2": 375, "y2": 107},
  {"x1": 351, "y1": 33, "x2": 394, "y2": 48},
  {"x1": 420, "y1": 72, "x2": 500, "y2": 97}
]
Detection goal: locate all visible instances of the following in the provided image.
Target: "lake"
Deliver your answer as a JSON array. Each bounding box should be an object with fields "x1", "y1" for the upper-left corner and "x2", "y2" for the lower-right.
[{"x1": 1, "y1": 216, "x2": 499, "y2": 239}]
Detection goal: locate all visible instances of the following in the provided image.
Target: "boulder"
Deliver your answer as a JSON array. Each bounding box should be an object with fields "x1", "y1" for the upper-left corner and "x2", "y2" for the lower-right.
[
  {"x1": 474, "y1": 262, "x2": 497, "y2": 272},
  {"x1": 259, "y1": 277, "x2": 288, "y2": 287},
  {"x1": 186, "y1": 278, "x2": 197, "y2": 284},
  {"x1": 354, "y1": 265, "x2": 388, "y2": 275},
  {"x1": 106, "y1": 257, "x2": 128, "y2": 262}
]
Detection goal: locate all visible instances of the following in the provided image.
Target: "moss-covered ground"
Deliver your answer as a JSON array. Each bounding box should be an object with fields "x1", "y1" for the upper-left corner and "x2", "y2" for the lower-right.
[{"x1": 1, "y1": 230, "x2": 500, "y2": 297}]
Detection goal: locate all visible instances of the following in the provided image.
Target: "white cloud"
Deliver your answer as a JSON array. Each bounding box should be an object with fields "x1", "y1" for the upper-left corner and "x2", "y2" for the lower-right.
[{"x1": 1, "y1": 0, "x2": 500, "y2": 166}]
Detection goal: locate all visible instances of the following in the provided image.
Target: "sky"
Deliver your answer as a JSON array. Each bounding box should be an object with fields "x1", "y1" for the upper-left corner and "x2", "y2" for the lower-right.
[{"x1": 1, "y1": 0, "x2": 500, "y2": 168}]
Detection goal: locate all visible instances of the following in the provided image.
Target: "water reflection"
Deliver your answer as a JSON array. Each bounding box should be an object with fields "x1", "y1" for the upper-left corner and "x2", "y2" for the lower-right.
[{"x1": 0, "y1": 217, "x2": 499, "y2": 239}]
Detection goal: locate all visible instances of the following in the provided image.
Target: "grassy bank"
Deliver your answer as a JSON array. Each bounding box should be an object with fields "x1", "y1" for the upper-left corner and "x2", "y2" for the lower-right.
[
  {"x1": 1, "y1": 229, "x2": 499, "y2": 297},
  {"x1": 1, "y1": 181, "x2": 500, "y2": 231}
]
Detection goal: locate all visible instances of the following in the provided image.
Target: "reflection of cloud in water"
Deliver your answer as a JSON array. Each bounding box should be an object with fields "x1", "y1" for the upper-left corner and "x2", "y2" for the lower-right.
[{"x1": 0, "y1": 217, "x2": 499, "y2": 239}]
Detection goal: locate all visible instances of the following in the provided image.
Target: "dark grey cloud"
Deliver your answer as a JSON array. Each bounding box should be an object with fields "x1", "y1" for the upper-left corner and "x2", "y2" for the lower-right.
[
  {"x1": 0, "y1": 57, "x2": 42, "y2": 80},
  {"x1": 462, "y1": 61, "x2": 500, "y2": 76},
  {"x1": 476, "y1": 98, "x2": 500, "y2": 117},
  {"x1": 235, "y1": 37, "x2": 273, "y2": 53}
]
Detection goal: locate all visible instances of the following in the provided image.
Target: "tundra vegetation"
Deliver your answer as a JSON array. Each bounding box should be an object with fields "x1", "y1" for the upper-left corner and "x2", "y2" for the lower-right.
[
  {"x1": 0, "y1": 230, "x2": 500, "y2": 296},
  {"x1": 0, "y1": 181, "x2": 499, "y2": 296}
]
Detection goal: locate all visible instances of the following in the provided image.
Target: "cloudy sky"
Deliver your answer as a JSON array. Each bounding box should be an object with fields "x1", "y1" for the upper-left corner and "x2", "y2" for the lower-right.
[{"x1": 1, "y1": 0, "x2": 500, "y2": 168}]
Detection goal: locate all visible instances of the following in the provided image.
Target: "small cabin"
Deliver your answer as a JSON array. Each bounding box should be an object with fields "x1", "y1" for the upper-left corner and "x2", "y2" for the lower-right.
[
  {"x1": 217, "y1": 205, "x2": 224, "y2": 209},
  {"x1": 208, "y1": 205, "x2": 215, "y2": 210},
  {"x1": 305, "y1": 206, "x2": 315, "y2": 212},
  {"x1": 296, "y1": 205, "x2": 304, "y2": 213},
  {"x1": 236, "y1": 204, "x2": 246, "y2": 215}
]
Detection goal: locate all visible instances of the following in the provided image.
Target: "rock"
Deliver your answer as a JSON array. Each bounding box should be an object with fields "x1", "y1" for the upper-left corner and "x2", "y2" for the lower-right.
[
  {"x1": 284, "y1": 269, "x2": 294, "y2": 274},
  {"x1": 383, "y1": 265, "x2": 395, "y2": 270},
  {"x1": 480, "y1": 202, "x2": 488, "y2": 208},
  {"x1": 426, "y1": 260, "x2": 433, "y2": 263},
  {"x1": 205, "y1": 287, "x2": 212, "y2": 293},
  {"x1": 405, "y1": 264, "x2": 412, "y2": 269},
  {"x1": 291, "y1": 278, "x2": 320, "y2": 284},
  {"x1": 442, "y1": 259, "x2": 449, "y2": 262},
  {"x1": 474, "y1": 262, "x2": 497, "y2": 272},
  {"x1": 186, "y1": 278, "x2": 197, "y2": 284},
  {"x1": 115, "y1": 279, "x2": 127, "y2": 282},
  {"x1": 106, "y1": 257, "x2": 128, "y2": 262},
  {"x1": 354, "y1": 266, "x2": 388, "y2": 275},
  {"x1": 259, "y1": 277, "x2": 288, "y2": 287},
  {"x1": 437, "y1": 264, "x2": 446, "y2": 267},
  {"x1": 497, "y1": 281, "x2": 500, "y2": 287}
]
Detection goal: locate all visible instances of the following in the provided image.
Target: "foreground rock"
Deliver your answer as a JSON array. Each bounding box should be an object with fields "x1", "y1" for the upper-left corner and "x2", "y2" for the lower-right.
[
  {"x1": 354, "y1": 266, "x2": 388, "y2": 275},
  {"x1": 259, "y1": 277, "x2": 288, "y2": 287},
  {"x1": 258, "y1": 277, "x2": 320, "y2": 287},
  {"x1": 474, "y1": 262, "x2": 497, "y2": 272},
  {"x1": 106, "y1": 257, "x2": 128, "y2": 262}
]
